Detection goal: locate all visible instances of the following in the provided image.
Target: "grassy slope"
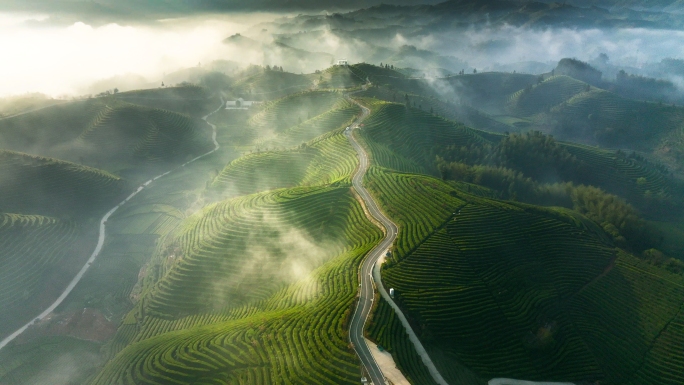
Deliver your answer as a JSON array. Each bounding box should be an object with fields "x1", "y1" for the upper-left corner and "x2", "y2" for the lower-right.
[
  {"x1": 0, "y1": 214, "x2": 83, "y2": 339},
  {"x1": 0, "y1": 150, "x2": 125, "y2": 217},
  {"x1": 114, "y1": 85, "x2": 215, "y2": 118},
  {"x1": 506, "y1": 75, "x2": 589, "y2": 117},
  {"x1": 93, "y1": 186, "x2": 383, "y2": 384},
  {"x1": 0, "y1": 335, "x2": 102, "y2": 385},
  {"x1": 359, "y1": 100, "x2": 680, "y2": 215},
  {"x1": 88, "y1": 100, "x2": 387, "y2": 384},
  {"x1": 232, "y1": 70, "x2": 313, "y2": 100},
  {"x1": 355, "y1": 100, "x2": 684, "y2": 384},
  {"x1": 0, "y1": 99, "x2": 213, "y2": 174}
]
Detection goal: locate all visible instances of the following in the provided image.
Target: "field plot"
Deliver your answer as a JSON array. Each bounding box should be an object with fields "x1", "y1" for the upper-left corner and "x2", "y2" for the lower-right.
[{"x1": 258, "y1": 99, "x2": 359, "y2": 148}]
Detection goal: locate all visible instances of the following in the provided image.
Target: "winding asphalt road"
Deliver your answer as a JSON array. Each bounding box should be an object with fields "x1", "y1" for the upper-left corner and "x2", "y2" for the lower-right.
[
  {"x1": 0, "y1": 98, "x2": 224, "y2": 352},
  {"x1": 346, "y1": 96, "x2": 450, "y2": 385}
]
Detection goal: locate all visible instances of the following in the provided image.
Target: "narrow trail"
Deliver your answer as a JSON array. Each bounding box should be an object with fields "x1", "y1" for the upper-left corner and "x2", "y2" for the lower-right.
[
  {"x1": 0, "y1": 97, "x2": 225, "y2": 352},
  {"x1": 345, "y1": 96, "x2": 449, "y2": 385}
]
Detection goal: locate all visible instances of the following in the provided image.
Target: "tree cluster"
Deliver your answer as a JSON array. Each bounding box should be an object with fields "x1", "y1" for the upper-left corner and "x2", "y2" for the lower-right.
[
  {"x1": 436, "y1": 157, "x2": 658, "y2": 251},
  {"x1": 438, "y1": 131, "x2": 585, "y2": 183}
]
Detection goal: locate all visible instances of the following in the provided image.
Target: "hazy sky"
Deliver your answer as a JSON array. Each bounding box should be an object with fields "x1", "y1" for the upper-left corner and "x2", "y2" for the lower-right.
[
  {"x1": 0, "y1": 13, "x2": 256, "y2": 97},
  {"x1": 0, "y1": 0, "x2": 442, "y2": 23}
]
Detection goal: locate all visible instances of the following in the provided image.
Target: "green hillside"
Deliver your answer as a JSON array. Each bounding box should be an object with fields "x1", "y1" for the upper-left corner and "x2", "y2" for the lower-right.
[
  {"x1": 80, "y1": 109, "x2": 390, "y2": 384},
  {"x1": 551, "y1": 89, "x2": 684, "y2": 144},
  {"x1": 212, "y1": 130, "x2": 357, "y2": 198},
  {"x1": 115, "y1": 85, "x2": 215, "y2": 117},
  {"x1": 258, "y1": 98, "x2": 359, "y2": 148},
  {"x1": 0, "y1": 99, "x2": 213, "y2": 173},
  {"x1": 316, "y1": 65, "x2": 365, "y2": 89},
  {"x1": 231, "y1": 69, "x2": 312, "y2": 99},
  {"x1": 358, "y1": 86, "x2": 518, "y2": 132},
  {"x1": 0, "y1": 214, "x2": 81, "y2": 338},
  {"x1": 506, "y1": 75, "x2": 589, "y2": 117},
  {"x1": 247, "y1": 90, "x2": 347, "y2": 135},
  {"x1": 0, "y1": 336, "x2": 102, "y2": 385},
  {"x1": 358, "y1": 101, "x2": 491, "y2": 175},
  {"x1": 0, "y1": 150, "x2": 125, "y2": 217},
  {"x1": 352, "y1": 99, "x2": 684, "y2": 384},
  {"x1": 92, "y1": 186, "x2": 383, "y2": 384},
  {"x1": 358, "y1": 165, "x2": 684, "y2": 384},
  {"x1": 78, "y1": 102, "x2": 211, "y2": 165},
  {"x1": 357, "y1": 101, "x2": 682, "y2": 218}
]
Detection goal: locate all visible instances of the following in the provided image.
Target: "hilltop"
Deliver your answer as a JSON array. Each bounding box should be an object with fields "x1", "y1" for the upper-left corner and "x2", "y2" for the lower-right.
[{"x1": 0, "y1": 98, "x2": 214, "y2": 176}]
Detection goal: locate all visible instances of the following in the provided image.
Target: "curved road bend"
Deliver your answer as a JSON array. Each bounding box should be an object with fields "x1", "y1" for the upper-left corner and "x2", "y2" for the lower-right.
[
  {"x1": 0, "y1": 98, "x2": 225, "y2": 352},
  {"x1": 345, "y1": 97, "x2": 449, "y2": 385}
]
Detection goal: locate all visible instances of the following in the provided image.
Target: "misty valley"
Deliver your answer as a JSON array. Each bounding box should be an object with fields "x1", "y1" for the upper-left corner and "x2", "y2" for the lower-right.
[{"x1": 1, "y1": 1, "x2": 684, "y2": 385}]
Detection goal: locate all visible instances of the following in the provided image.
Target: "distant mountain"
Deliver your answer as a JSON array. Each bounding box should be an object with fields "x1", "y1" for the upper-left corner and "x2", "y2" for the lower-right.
[{"x1": 223, "y1": 34, "x2": 334, "y2": 73}]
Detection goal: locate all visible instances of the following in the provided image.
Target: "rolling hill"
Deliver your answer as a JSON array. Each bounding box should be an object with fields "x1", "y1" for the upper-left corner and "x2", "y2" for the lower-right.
[
  {"x1": 0, "y1": 150, "x2": 125, "y2": 217},
  {"x1": 0, "y1": 214, "x2": 85, "y2": 339},
  {"x1": 2, "y1": 59, "x2": 683, "y2": 385},
  {"x1": 92, "y1": 185, "x2": 383, "y2": 384},
  {"x1": 0, "y1": 99, "x2": 214, "y2": 174},
  {"x1": 114, "y1": 85, "x2": 215, "y2": 118},
  {"x1": 354, "y1": 99, "x2": 684, "y2": 384}
]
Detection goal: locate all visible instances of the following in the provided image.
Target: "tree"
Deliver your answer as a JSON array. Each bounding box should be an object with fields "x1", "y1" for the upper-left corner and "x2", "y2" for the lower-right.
[{"x1": 473, "y1": 68, "x2": 477, "y2": 74}]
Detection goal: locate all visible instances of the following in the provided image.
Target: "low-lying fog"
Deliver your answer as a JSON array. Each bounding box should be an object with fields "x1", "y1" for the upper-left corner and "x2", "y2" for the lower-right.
[
  {"x1": 2, "y1": 10, "x2": 684, "y2": 98},
  {"x1": 0, "y1": 13, "x2": 271, "y2": 97}
]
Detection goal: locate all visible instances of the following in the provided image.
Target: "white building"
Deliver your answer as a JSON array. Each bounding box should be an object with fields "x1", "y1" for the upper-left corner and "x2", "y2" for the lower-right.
[
  {"x1": 336, "y1": 59, "x2": 349, "y2": 66},
  {"x1": 225, "y1": 98, "x2": 261, "y2": 110}
]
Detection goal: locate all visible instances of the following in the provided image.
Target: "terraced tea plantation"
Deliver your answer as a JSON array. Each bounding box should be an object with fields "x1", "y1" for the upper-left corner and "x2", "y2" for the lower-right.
[
  {"x1": 0, "y1": 98, "x2": 213, "y2": 173},
  {"x1": 354, "y1": 101, "x2": 684, "y2": 384},
  {"x1": 93, "y1": 186, "x2": 383, "y2": 384},
  {"x1": 3, "y1": 60, "x2": 684, "y2": 385},
  {"x1": 0, "y1": 150, "x2": 125, "y2": 217},
  {"x1": 506, "y1": 75, "x2": 590, "y2": 117},
  {"x1": 0, "y1": 214, "x2": 80, "y2": 338},
  {"x1": 212, "y1": 130, "x2": 357, "y2": 198}
]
